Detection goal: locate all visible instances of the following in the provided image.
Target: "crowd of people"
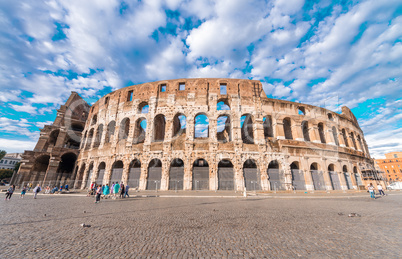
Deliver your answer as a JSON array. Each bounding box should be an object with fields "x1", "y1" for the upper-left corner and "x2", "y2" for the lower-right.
[{"x1": 88, "y1": 182, "x2": 130, "y2": 203}]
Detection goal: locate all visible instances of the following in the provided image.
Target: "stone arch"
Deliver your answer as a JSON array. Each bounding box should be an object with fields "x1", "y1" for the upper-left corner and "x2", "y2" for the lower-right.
[
  {"x1": 332, "y1": 126, "x2": 339, "y2": 146},
  {"x1": 57, "y1": 152, "x2": 77, "y2": 184},
  {"x1": 138, "y1": 102, "x2": 149, "y2": 113},
  {"x1": 342, "y1": 129, "x2": 349, "y2": 147},
  {"x1": 267, "y1": 160, "x2": 285, "y2": 190},
  {"x1": 128, "y1": 159, "x2": 141, "y2": 188},
  {"x1": 169, "y1": 158, "x2": 184, "y2": 190},
  {"x1": 119, "y1": 117, "x2": 130, "y2": 141},
  {"x1": 85, "y1": 162, "x2": 94, "y2": 188},
  {"x1": 310, "y1": 162, "x2": 325, "y2": 190},
  {"x1": 318, "y1": 123, "x2": 326, "y2": 143},
  {"x1": 327, "y1": 113, "x2": 334, "y2": 121},
  {"x1": 172, "y1": 113, "x2": 186, "y2": 138},
  {"x1": 217, "y1": 114, "x2": 231, "y2": 143},
  {"x1": 48, "y1": 129, "x2": 60, "y2": 147},
  {"x1": 153, "y1": 114, "x2": 166, "y2": 142},
  {"x1": 147, "y1": 158, "x2": 162, "y2": 190},
  {"x1": 110, "y1": 160, "x2": 124, "y2": 185},
  {"x1": 217, "y1": 98, "x2": 230, "y2": 110},
  {"x1": 290, "y1": 161, "x2": 306, "y2": 190},
  {"x1": 96, "y1": 162, "x2": 106, "y2": 185},
  {"x1": 133, "y1": 118, "x2": 147, "y2": 144},
  {"x1": 194, "y1": 113, "x2": 209, "y2": 139},
  {"x1": 105, "y1": 121, "x2": 116, "y2": 144},
  {"x1": 298, "y1": 106, "x2": 306, "y2": 115},
  {"x1": 91, "y1": 114, "x2": 97, "y2": 125},
  {"x1": 356, "y1": 134, "x2": 363, "y2": 152},
  {"x1": 328, "y1": 163, "x2": 341, "y2": 190},
  {"x1": 283, "y1": 117, "x2": 293, "y2": 140},
  {"x1": 86, "y1": 128, "x2": 94, "y2": 149},
  {"x1": 32, "y1": 155, "x2": 50, "y2": 182},
  {"x1": 350, "y1": 132, "x2": 357, "y2": 149},
  {"x1": 77, "y1": 162, "x2": 86, "y2": 183},
  {"x1": 263, "y1": 115, "x2": 273, "y2": 138},
  {"x1": 93, "y1": 124, "x2": 103, "y2": 148},
  {"x1": 241, "y1": 113, "x2": 254, "y2": 144},
  {"x1": 243, "y1": 159, "x2": 260, "y2": 191},
  {"x1": 192, "y1": 158, "x2": 209, "y2": 190},
  {"x1": 71, "y1": 123, "x2": 84, "y2": 132},
  {"x1": 353, "y1": 166, "x2": 363, "y2": 186},
  {"x1": 80, "y1": 131, "x2": 87, "y2": 149},
  {"x1": 301, "y1": 121, "x2": 310, "y2": 141},
  {"x1": 217, "y1": 159, "x2": 234, "y2": 190},
  {"x1": 343, "y1": 165, "x2": 353, "y2": 189}
]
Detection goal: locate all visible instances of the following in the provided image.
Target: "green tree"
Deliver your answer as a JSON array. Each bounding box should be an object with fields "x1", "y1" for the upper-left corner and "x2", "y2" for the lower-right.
[
  {"x1": 0, "y1": 169, "x2": 13, "y2": 180},
  {"x1": 14, "y1": 162, "x2": 21, "y2": 172},
  {"x1": 0, "y1": 150, "x2": 6, "y2": 161}
]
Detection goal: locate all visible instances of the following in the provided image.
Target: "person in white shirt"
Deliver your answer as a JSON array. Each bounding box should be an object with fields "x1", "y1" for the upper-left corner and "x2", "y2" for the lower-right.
[
  {"x1": 377, "y1": 184, "x2": 385, "y2": 196},
  {"x1": 368, "y1": 184, "x2": 375, "y2": 199}
]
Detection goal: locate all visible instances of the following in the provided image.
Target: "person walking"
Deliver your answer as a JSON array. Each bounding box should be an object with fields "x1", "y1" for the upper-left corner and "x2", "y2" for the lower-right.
[
  {"x1": 103, "y1": 184, "x2": 110, "y2": 199},
  {"x1": 119, "y1": 183, "x2": 125, "y2": 199},
  {"x1": 33, "y1": 184, "x2": 42, "y2": 199},
  {"x1": 95, "y1": 185, "x2": 102, "y2": 203},
  {"x1": 377, "y1": 184, "x2": 386, "y2": 196},
  {"x1": 368, "y1": 183, "x2": 375, "y2": 199},
  {"x1": 28, "y1": 182, "x2": 32, "y2": 191},
  {"x1": 5, "y1": 185, "x2": 15, "y2": 200},
  {"x1": 124, "y1": 184, "x2": 130, "y2": 198},
  {"x1": 20, "y1": 185, "x2": 27, "y2": 198},
  {"x1": 65, "y1": 184, "x2": 69, "y2": 192},
  {"x1": 113, "y1": 182, "x2": 120, "y2": 199}
]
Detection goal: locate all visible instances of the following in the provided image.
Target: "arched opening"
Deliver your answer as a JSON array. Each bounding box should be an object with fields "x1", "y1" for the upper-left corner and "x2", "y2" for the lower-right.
[
  {"x1": 332, "y1": 126, "x2": 339, "y2": 146},
  {"x1": 263, "y1": 116, "x2": 273, "y2": 138},
  {"x1": 217, "y1": 115, "x2": 231, "y2": 143},
  {"x1": 96, "y1": 162, "x2": 106, "y2": 185},
  {"x1": 217, "y1": 99, "x2": 230, "y2": 110},
  {"x1": 356, "y1": 135, "x2": 363, "y2": 152},
  {"x1": 32, "y1": 155, "x2": 50, "y2": 182},
  {"x1": 350, "y1": 132, "x2": 357, "y2": 150},
  {"x1": 153, "y1": 114, "x2": 166, "y2": 142},
  {"x1": 65, "y1": 135, "x2": 80, "y2": 149},
  {"x1": 327, "y1": 113, "x2": 334, "y2": 121},
  {"x1": 328, "y1": 164, "x2": 341, "y2": 190},
  {"x1": 110, "y1": 160, "x2": 124, "y2": 185},
  {"x1": 268, "y1": 160, "x2": 285, "y2": 190},
  {"x1": 302, "y1": 121, "x2": 310, "y2": 141},
  {"x1": 80, "y1": 131, "x2": 87, "y2": 149},
  {"x1": 138, "y1": 102, "x2": 149, "y2": 113},
  {"x1": 105, "y1": 121, "x2": 116, "y2": 144},
  {"x1": 128, "y1": 159, "x2": 141, "y2": 188},
  {"x1": 48, "y1": 129, "x2": 60, "y2": 147},
  {"x1": 343, "y1": 165, "x2": 353, "y2": 189},
  {"x1": 243, "y1": 159, "x2": 260, "y2": 191},
  {"x1": 354, "y1": 166, "x2": 363, "y2": 186},
  {"x1": 241, "y1": 114, "x2": 254, "y2": 144},
  {"x1": 318, "y1": 123, "x2": 326, "y2": 144},
  {"x1": 71, "y1": 123, "x2": 84, "y2": 132},
  {"x1": 91, "y1": 115, "x2": 97, "y2": 125},
  {"x1": 93, "y1": 124, "x2": 103, "y2": 148},
  {"x1": 169, "y1": 158, "x2": 184, "y2": 190},
  {"x1": 218, "y1": 160, "x2": 234, "y2": 190},
  {"x1": 147, "y1": 159, "x2": 162, "y2": 190},
  {"x1": 342, "y1": 129, "x2": 349, "y2": 147},
  {"x1": 77, "y1": 163, "x2": 86, "y2": 182},
  {"x1": 291, "y1": 162, "x2": 305, "y2": 190},
  {"x1": 310, "y1": 162, "x2": 325, "y2": 190},
  {"x1": 119, "y1": 118, "x2": 130, "y2": 141},
  {"x1": 194, "y1": 114, "x2": 209, "y2": 139},
  {"x1": 172, "y1": 113, "x2": 186, "y2": 138},
  {"x1": 133, "y1": 118, "x2": 147, "y2": 144},
  {"x1": 86, "y1": 128, "x2": 94, "y2": 149},
  {"x1": 298, "y1": 107, "x2": 305, "y2": 115},
  {"x1": 192, "y1": 159, "x2": 209, "y2": 190},
  {"x1": 85, "y1": 162, "x2": 94, "y2": 188},
  {"x1": 283, "y1": 118, "x2": 293, "y2": 140},
  {"x1": 57, "y1": 153, "x2": 77, "y2": 185}
]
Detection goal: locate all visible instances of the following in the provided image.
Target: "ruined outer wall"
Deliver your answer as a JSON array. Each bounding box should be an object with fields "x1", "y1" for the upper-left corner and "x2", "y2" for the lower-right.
[{"x1": 76, "y1": 78, "x2": 373, "y2": 191}]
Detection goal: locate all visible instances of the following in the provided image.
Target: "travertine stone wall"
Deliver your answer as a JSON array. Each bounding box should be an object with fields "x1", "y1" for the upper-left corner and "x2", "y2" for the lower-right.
[{"x1": 75, "y1": 78, "x2": 374, "y2": 191}]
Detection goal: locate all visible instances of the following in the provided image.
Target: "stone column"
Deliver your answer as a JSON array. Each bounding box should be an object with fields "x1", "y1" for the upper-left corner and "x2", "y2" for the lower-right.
[
  {"x1": 160, "y1": 158, "x2": 169, "y2": 191},
  {"x1": 275, "y1": 120, "x2": 285, "y2": 140},
  {"x1": 121, "y1": 161, "x2": 130, "y2": 186},
  {"x1": 184, "y1": 158, "x2": 192, "y2": 190},
  {"x1": 282, "y1": 160, "x2": 293, "y2": 191},
  {"x1": 309, "y1": 124, "x2": 320, "y2": 143},
  {"x1": 303, "y1": 158, "x2": 314, "y2": 190},
  {"x1": 103, "y1": 162, "x2": 113, "y2": 186},
  {"x1": 139, "y1": 160, "x2": 148, "y2": 190},
  {"x1": 293, "y1": 122, "x2": 303, "y2": 141},
  {"x1": 55, "y1": 130, "x2": 67, "y2": 148},
  {"x1": 259, "y1": 157, "x2": 269, "y2": 191},
  {"x1": 43, "y1": 157, "x2": 60, "y2": 186},
  {"x1": 325, "y1": 127, "x2": 335, "y2": 145},
  {"x1": 80, "y1": 165, "x2": 91, "y2": 189},
  {"x1": 339, "y1": 131, "x2": 346, "y2": 147},
  {"x1": 322, "y1": 159, "x2": 333, "y2": 191},
  {"x1": 339, "y1": 171, "x2": 348, "y2": 190}
]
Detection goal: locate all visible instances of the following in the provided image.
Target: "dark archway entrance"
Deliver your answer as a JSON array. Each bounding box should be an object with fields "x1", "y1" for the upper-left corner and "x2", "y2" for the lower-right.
[
  {"x1": 291, "y1": 162, "x2": 306, "y2": 190},
  {"x1": 96, "y1": 162, "x2": 106, "y2": 186},
  {"x1": 169, "y1": 158, "x2": 184, "y2": 190},
  {"x1": 218, "y1": 160, "x2": 234, "y2": 190},
  {"x1": 110, "y1": 161, "x2": 124, "y2": 185},
  {"x1": 268, "y1": 160, "x2": 285, "y2": 190},
  {"x1": 147, "y1": 159, "x2": 162, "y2": 190},
  {"x1": 192, "y1": 159, "x2": 209, "y2": 190},
  {"x1": 128, "y1": 159, "x2": 141, "y2": 189},
  {"x1": 311, "y1": 163, "x2": 325, "y2": 190},
  {"x1": 243, "y1": 159, "x2": 260, "y2": 191},
  {"x1": 328, "y1": 164, "x2": 341, "y2": 190}
]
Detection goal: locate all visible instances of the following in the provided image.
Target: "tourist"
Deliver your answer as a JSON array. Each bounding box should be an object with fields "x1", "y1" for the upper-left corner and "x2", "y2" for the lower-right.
[
  {"x1": 5, "y1": 185, "x2": 15, "y2": 200},
  {"x1": 124, "y1": 184, "x2": 130, "y2": 198},
  {"x1": 20, "y1": 185, "x2": 27, "y2": 198},
  {"x1": 113, "y1": 182, "x2": 120, "y2": 199},
  {"x1": 65, "y1": 184, "x2": 69, "y2": 191},
  {"x1": 95, "y1": 185, "x2": 102, "y2": 203},
  {"x1": 59, "y1": 185, "x2": 63, "y2": 192},
  {"x1": 111, "y1": 182, "x2": 115, "y2": 194},
  {"x1": 377, "y1": 184, "x2": 385, "y2": 196},
  {"x1": 28, "y1": 182, "x2": 32, "y2": 191},
  {"x1": 103, "y1": 183, "x2": 110, "y2": 198},
  {"x1": 368, "y1": 183, "x2": 375, "y2": 199},
  {"x1": 33, "y1": 184, "x2": 41, "y2": 199},
  {"x1": 119, "y1": 183, "x2": 125, "y2": 199}
]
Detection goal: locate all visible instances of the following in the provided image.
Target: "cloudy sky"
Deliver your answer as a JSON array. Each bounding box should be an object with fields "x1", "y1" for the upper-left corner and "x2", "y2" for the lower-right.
[{"x1": 0, "y1": 0, "x2": 401, "y2": 158}]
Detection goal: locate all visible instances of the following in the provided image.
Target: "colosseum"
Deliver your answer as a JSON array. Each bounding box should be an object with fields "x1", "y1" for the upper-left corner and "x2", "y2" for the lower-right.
[{"x1": 13, "y1": 78, "x2": 383, "y2": 191}]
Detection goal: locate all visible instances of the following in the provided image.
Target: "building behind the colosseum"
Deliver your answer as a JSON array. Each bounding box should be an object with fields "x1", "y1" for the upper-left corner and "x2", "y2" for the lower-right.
[{"x1": 13, "y1": 78, "x2": 385, "y2": 191}]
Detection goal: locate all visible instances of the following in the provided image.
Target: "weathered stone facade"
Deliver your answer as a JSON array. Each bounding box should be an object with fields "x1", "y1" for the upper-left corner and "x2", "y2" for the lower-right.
[
  {"x1": 75, "y1": 78, "x2": 376, "y2": 191},
  {"x1": 12, "y1": 92, "x2": 89, "y2": 186}
]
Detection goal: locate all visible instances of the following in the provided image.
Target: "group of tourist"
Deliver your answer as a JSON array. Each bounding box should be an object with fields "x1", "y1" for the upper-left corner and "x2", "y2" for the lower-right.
[
  {"x1": 4, "y1": 183, "x2": 42, "y2": 200},
  {"x1": 89, "y1": 182, "x2": 130, "y2": 203},
  {"x1": 368, "y1": 183, "x2": 386, "y2": 199}
]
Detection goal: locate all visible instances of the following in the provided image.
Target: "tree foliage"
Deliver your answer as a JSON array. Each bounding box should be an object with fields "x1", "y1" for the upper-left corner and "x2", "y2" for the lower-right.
[
  {"x1": 0, "y1": 150, "x2": 6, "y2": 161},
  {"x1": 0, "y1": 169, "x2": 13, "y2": 180}
]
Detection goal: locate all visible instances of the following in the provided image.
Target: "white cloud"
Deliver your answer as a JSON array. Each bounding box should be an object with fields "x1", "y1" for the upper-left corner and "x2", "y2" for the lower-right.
[{"x1": 0, "y1": 138, "x2": 38, "y2": 153}]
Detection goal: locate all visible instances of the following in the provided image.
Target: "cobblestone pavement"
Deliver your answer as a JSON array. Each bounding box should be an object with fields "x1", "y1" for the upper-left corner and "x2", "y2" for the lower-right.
[{"x1": 1, "y1": 192, "x2": 401, "y2": 258}]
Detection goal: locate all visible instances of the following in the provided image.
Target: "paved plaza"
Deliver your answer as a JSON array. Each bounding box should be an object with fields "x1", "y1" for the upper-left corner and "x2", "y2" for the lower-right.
[{"x1": 1, "y1": 191, "x2": 402, "y2": 258}]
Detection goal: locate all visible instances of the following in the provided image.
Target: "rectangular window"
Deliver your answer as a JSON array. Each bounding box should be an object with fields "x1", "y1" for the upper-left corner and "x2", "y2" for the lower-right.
[
  {"x1": 220, "y1": 83, "x2": 227, "y2": 95},
  {"x1": 105, "y1": 97, "x2": 109, "y2": 106},
  {"x1": 127, "y1": 90, "x2": 133, "y2": 102},
  {"x1": 160, "y1": 84, "x2": 166, "y2": 92},
  {"x1": 179, "y1": 83, "x2": 185, "y2": 91}
]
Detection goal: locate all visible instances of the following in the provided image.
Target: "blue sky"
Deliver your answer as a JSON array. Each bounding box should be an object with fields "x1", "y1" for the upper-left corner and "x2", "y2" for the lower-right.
[{"x1": 0, "y1": 0, "x2": 401, "y2": 158}]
